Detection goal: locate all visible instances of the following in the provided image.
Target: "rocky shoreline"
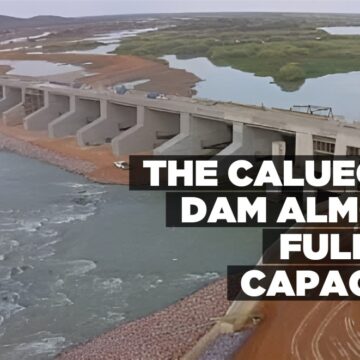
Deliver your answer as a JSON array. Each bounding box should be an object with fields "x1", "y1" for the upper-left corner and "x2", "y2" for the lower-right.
[
  {"x1": 0, "y1": 124, "x2": 130, "y2": 185},
  {"x1": 0, "y1": 132, "x2": 96, "y2": 176},
  {"x1": 57, "y1": 279, "x2": 230, "y2": 360}
]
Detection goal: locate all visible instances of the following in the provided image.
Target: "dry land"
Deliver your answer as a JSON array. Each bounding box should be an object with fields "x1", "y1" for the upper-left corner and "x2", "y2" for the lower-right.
[
  {"x1": 235, "y1": 300, "x2": 360, "y2": 360},
  {"x1": 0, "y1": 124, "x2": 130, "y2": 184},
  {"x1": 0, "y1": 52, "x2": 199, "y2": 95}
]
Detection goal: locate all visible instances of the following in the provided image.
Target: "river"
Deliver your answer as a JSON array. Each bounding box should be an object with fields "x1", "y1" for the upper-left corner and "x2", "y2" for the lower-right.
[
  {"x1": 64, "y1": 28, "x2": 158, "y2": 55},
  {"x1": 0, "y1": 151, "x2": 261, "y2": 359},
  {"x1": 1, "y1": 25, "x2": 359, "y2": 360},
  {"x1": 162, "y1": 55, "x2": 360, "y2": 122}
]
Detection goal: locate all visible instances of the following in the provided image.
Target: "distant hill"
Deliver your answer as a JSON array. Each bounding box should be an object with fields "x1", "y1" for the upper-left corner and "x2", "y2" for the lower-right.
[
  {"x1": 0, "y1": 13, "x2": 157, "y2": 29},
  {"x1": 0, "y1": 15, "x2": 75, "y2": 29},
  {"x1": 0, "y1": 15, "x2": 22, "y2": 27}
]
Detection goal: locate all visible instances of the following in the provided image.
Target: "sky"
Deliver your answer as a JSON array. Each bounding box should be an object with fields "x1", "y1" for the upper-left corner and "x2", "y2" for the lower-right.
[{"x1": 0, "y1": 0, "x2": 359, "y2": 18}]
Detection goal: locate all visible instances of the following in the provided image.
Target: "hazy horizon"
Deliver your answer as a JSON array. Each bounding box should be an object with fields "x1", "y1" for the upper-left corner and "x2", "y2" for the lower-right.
[
  {"x1": 1, "y1": 1, "x2": 360, "y2": 18},
  {"x1": 3, "y1": 10, "x2": 360, "y2": 20}
]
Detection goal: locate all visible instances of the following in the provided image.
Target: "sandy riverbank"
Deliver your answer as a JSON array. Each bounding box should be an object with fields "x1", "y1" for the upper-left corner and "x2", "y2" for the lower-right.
[
  {"x1": 0, "y1": 52, "x2": 199, "y2": 96},
  {"x1": 0, "y1": 65, "x2": 11, "y2": 75},
  {"x1": 0, "y1": 124, "x2": 130, "y2": 184},
  {"x1": 57, "y1": 279, "x2": 230, "y2": 360}
]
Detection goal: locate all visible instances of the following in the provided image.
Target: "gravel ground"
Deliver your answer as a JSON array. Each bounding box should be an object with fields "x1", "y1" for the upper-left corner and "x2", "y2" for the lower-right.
[
  {"x1": 57, "y1": 279, "x2": 230, "y2": 360},
  {"x1": 199, "y1": 331, "x2": 252, "y2": 360},
  {"x1": 0, "y1": 132, "x2": 96, "y2": 175}
]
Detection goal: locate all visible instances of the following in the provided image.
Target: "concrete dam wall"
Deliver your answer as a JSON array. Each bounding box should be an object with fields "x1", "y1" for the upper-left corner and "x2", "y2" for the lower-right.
[{"x1": 1, "y1": 77, "x2": 359, "y2": 157}]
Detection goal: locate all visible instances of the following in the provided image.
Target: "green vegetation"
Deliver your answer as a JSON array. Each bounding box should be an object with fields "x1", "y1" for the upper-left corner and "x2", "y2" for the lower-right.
[
  {"x1": 42, "y1": 41, "x2": 104, "y2": 53},
  {"x1": 114, "y1": 14, "x2": 360, "y2": 91},
  {"x1": 278, "y1": 63, "x2": 305, "y2": 81}
]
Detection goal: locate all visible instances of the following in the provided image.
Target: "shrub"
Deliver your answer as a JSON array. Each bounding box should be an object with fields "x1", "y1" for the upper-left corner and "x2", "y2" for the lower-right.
[{"x1": 277, "y1": 63, "x2": 306, "y2": 81}]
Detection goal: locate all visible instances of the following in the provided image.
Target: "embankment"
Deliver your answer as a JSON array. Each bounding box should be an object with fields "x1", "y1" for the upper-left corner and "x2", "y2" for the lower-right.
[
  {"x1": 0, "y1": 124, "x2": 129, "y2": 184},
  {"x1": 57, "y1": 279, "x2": 230, "y2": 360}
]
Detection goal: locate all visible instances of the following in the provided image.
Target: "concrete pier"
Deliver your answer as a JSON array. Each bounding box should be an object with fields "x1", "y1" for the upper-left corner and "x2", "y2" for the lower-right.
[
  {"x1": 25, "y1": 92, "x2": 70, "y2": 131},
  {"x1": 295, "y1": 133, "x2": 314, "y2": 156},
  {"x1": 112, "y1": 106, "x2": 180, "y2": 155},
  {"x1": 0, "y1": 86, "x2": 23, "y2": 124},
  {"x1": 217, "y1": 124, "x2": 285, "y2": 156},
  {"x1": 3, "y1": 88, "x2": 46, "y2": 126},
  {"x1": 77, "y1": 101, "x2": 137, "y2": 146},
  {"x1": 49, "y1": 96, "x2": 101, "y2": 138},
  {"x1": 155, "y1": 114, "x2": 232, "y2": 155}
]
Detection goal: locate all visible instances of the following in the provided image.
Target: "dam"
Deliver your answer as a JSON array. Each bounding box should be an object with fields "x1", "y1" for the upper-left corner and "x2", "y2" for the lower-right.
[{"x1": 0, "y1": 77, "x2": 359, "y2": 157}]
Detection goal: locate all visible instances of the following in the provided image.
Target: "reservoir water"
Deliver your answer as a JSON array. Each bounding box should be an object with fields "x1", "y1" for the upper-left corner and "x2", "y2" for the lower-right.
[
  {"x1": 0, "y1": 152, "x2": 261, "y2": 359},
  {"x1": 162, "y1": 55, "x2": 360, "y2": 122},
  {"x1": 320, "y1": 26, "x2": 360, "y2": 35},
  {"x1": 0, "y1": 60, "x2": 83, "y2": 77},
  {"x1": 64, "y1": 28, "x2": 158, "y2": 55}
]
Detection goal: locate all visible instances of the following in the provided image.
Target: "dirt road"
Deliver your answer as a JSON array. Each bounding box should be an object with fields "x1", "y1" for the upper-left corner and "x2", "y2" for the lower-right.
[{"x1": 235, "y1": 300, "x2": 360, "y2": 359}]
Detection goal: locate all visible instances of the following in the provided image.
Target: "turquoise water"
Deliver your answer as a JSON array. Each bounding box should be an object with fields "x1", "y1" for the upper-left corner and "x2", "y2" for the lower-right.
[{"x1": 0, "y1": 152, "x2": 261, "y2": 359}]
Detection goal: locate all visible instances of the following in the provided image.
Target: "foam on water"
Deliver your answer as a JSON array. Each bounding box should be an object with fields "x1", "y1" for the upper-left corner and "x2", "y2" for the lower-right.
[
  {"x1": 94, "y1": 277, "x2": 123, "y2": 294},
  {"x1": 51, "y1": 293, "x2": 74, "y2": 307},
  {"x1": 182, "y1": 272, "x2": 220, "y2": 282},
  {"x1": 0, "y1": 238, "x2": 19, "y2": 256},
  {"x1": 0, "y1": 266, "x2": 11, "y2": 281},
  {"x1": 0, "y1": 175, "x2": 106, "y2": 355},
  {"x1": 62, "y1": 260, "x2": 97, "y2": 277},
  {"x1": 134, "y1": 274, "x2": 165, "y2": 292},
  {"x1": 49, "y1": 211, "x2": 95, "y2": 224},
  {"x1": 105, "y1": 311, "x2": 125, "y2": 323},
  {"x1": 0, "y1": 291, "x2": 25, "y2": 321},
  {"x1": 3, "y1": 333, "x2": 67, "y2": 360}
]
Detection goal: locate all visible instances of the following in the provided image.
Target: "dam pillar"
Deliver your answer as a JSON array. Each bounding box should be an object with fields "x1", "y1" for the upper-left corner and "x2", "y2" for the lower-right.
[
  {"x1": 334, "y1": 133, "x2": 348, "y2": 156},
  {"x1": 49, "y1": 96, "x2": 101, "y2": 138},
  {"x1": 3, "y1": 88, "x2": 45, "y2": 126},
  {"x1": 111, "y1": 106, "x2": 180, "y2": 155},
  {"x1": 295, "y1": 133, "x2": 313, "y2": 156},
  {"x1": 0, "y1": 86, "x2": 23, "y2": 124},
  {"x1": 217, "y1": 123, "x2": 245, "y2": 156},
  {"x1": 154, "y1": 113, "x2": 232, "y2": 156},
  {"x1": 24, "y1": 91, "x2": 70, "y2": 131},
  {"x1": 77, "y1": 101, "x2": 137, "y2": 147},
  {"x1": 218, "y1": 124, "x2": 285, "y2": 156},
  {"x1": 156, "y1": 117, "x2": 285, "y2": 156}
]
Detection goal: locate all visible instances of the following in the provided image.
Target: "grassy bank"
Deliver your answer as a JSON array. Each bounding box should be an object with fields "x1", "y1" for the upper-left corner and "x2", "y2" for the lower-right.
[
  {"x1": 42, "y1": 41, "x2": 104, "y2": 53},
  {"x1": 114, "y1": 14, "x2": 360, "y2": 91}
]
